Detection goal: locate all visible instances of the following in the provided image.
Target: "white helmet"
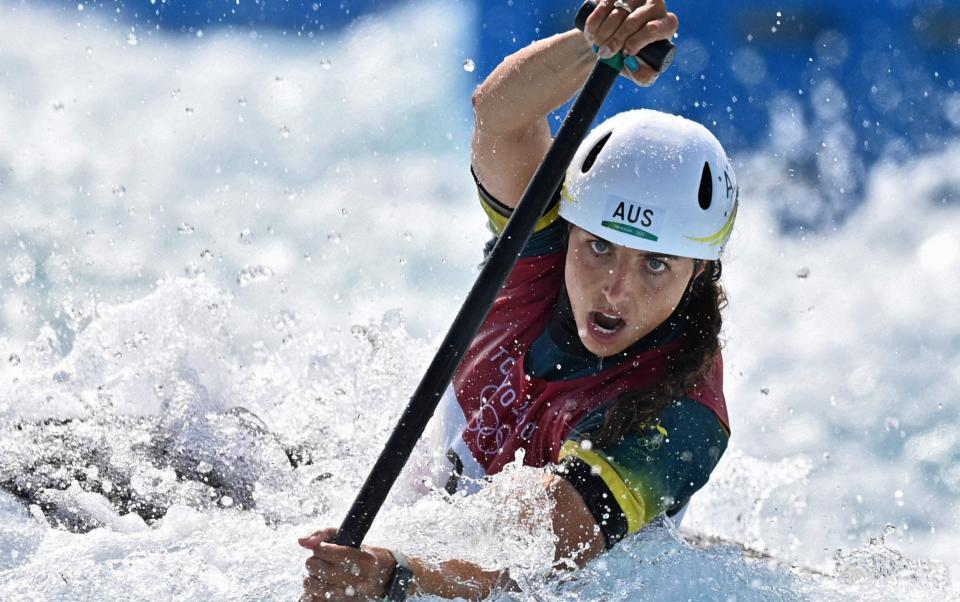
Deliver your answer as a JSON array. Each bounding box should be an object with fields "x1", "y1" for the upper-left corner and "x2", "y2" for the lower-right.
[{"x1": 559, "y1": 109, "x2": 738, "y2": 260}]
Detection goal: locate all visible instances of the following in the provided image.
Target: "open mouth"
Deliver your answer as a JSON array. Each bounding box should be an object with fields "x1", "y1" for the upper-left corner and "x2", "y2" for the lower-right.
[{"x1": 590, "y1": 311, "x2": 625, "y2": 335}]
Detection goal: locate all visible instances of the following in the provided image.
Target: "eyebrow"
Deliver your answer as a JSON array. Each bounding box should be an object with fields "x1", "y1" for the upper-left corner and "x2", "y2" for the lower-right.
[
  {"x1": 586, "y1": 232, "x2": 677, "y2": 261},
  {"x1": 639, "y1": 252, "x2": 678, "y2": 262}
]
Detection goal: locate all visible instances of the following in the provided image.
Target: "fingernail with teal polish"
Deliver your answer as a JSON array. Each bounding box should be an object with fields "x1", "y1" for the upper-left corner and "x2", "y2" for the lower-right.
[
  {"x1": 597, "y1": 45, "x2": 614, "y2": 59},
  {"x1": 592, "y1": 44, "x2": 600, "y2": 54},
  {"x1": 624, "y1": 55, "x2": 641, "y2": 72}
]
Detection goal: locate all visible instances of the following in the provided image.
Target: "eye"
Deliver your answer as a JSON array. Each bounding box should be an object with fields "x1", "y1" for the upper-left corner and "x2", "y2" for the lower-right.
[
  {"x1": 646, "y1": 258, "x2": 668, "y2": 274},
  {"x1": 589, "y1": 240, "x2": 611, "y2": 255}
]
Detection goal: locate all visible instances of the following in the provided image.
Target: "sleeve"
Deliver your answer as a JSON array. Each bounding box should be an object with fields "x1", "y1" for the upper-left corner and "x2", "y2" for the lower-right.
[
  {"x1": 554, "y1": 398, "x2": 729, "y2": 549},
  {"x1": 472, "y1": 166, "x2": 567, "y2": 258}
]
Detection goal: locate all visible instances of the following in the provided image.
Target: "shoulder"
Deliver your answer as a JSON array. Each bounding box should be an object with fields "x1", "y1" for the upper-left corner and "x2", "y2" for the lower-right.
[
  {"x1": 555, "y1": 396, "x2": 728, "y2": 545},
  {"x1": 473, "y1": 166, "x2": 567, "y2": 259},
  {"x1": 567, "y1": 397, "x2": 728, "y2": 477}
]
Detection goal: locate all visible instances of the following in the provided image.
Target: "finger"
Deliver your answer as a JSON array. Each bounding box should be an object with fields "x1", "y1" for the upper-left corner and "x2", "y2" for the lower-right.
[
  {"x1": 624, "y1": 64, "x2": 659, "y2": 87},
  {"x1": 622, "y1": 12, "x2": 679, "y2": 57},
  {"x1": 311, "y1": 542, "x2": 371, "y2": 566},
  {"x1": 306, "y1": 547, "x2": 378, "y2": 581},
  {"x1": 306, "y1": 552, "x2": 373, "y2": 577},
  {"x1": 302, "y1": 576, "x2": 334, "y2": 601},
  {"x1": 590, "y1": 0, "x2": 635, "y2": 52},
  {"x1": 298, "y1": 527, "x2": 338, "y2": 549},
  {"x1": 582, "y1": 0, "x2": 620, "y2": 45},
  {"x1": 601, "y1": 2, "x2": 671, "y2": 59},
  {"x1": 302, "y1": 576, "x2": 356, "y2": 602},
  {"x1": 305, "y1": 557, "x2": 384, "y2": 600},
  {"x1": 305, "y1": 554, "x2": 338, "y2": 573}
]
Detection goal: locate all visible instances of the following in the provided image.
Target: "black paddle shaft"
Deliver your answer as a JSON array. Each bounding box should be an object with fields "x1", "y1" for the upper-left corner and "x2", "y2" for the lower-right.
[{"x1": 333, "y1": 2, "x2": 674, "y2": 549}]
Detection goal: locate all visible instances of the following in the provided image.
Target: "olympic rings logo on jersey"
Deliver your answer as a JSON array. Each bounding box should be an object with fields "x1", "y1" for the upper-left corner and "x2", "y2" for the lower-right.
[{"x1": 465, "y1": 345, "x2": 539, "y2": 457}]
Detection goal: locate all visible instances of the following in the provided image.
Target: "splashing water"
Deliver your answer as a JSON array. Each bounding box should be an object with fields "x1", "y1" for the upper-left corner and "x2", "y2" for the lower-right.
[{"x1": 0, "y1": 1, "x2": 958, "y2": 600}]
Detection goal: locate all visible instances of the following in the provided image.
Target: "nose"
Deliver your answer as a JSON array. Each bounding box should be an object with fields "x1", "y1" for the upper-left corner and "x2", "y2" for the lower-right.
[{"x1": 602, "y1": 256, "x2": 632, "y2": 304}]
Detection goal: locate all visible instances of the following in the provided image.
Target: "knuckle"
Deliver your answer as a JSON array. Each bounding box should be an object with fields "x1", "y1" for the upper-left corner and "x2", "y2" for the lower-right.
[
  {"x1": 665, "y1": 12, "x2": 679, "y2": 32},
  {"x1": 644, "y1": 19, "x2": 664, "y2": 37}
]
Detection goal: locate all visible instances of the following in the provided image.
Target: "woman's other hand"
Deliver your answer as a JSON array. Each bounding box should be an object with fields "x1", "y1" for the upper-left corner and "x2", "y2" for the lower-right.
[
  {"x1": 582, "y1": 0, "x2": 679, "y2": 86},
  {"x1": 298, "y1": 528, "x2": 396, "y2": 602}
]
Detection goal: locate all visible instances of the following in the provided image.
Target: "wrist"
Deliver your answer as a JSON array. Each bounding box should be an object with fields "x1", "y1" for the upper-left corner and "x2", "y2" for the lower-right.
[{"x1": 383, "y1": 549, "x2": 415, "y2": 601}]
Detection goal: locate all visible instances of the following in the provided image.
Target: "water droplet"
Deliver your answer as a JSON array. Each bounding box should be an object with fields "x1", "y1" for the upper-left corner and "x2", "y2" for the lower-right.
[
  {"x1": 796, "y1": 267, "x2": 810, "y2": 279},
  {"x1": 402, "y1": 231, "x2": 413, "y2": 241},
  {"x1": 398, "y1": 257, "x2": 406, "y2": 265},
  {"x1": 760, "y1": 387, "x2": 770, "y2": 395},
  {"x1": 153, "y1": 384, "x2": 164, "y2": 397},
  {"x1": 237, "y1": 265, "x2": 274, "y2": 287},
  {"x1": 196, "y1": 29, "x2": 204, "y2": 39},
  {"x1": 13, "y1": 267, "x2": 34, "y2": 286},
  {"x1": 200, "y1": 249, "x2": 214, "y2": 259},
  {"x1": 8, "y1": 354, "x2": 21, "y2": 366},
  {"x1": 196, "y1": 461, "x2": 213, "y2": 474},
  {"x1": 463, "y1": 58, "x2": 475, "y2": 72},
  {"x1": 171, "y1": 88, "x2": 181, "y2": 99},
  {"x1": 237, "y1": 96, "x2": 247, "y2": 106},
  {"x1": 279, "y1": 125, "x2": 291, "y2": 138},
  {"x1": 220, "y1": 495, "x2": 234, "y2": 507},
  {"x1": 319, "y1": 58, "x2": 332, "y2": 70},
  {"x1": 52, "y1": 101, "x2": 65, "y2": 112},
  {"x1": 177, "y1": 222, "x2": 195, "y2": 234},
  {"x1": 85, "y1": 46, "x2": 93, "y2": 56},
  {"x1": 185, "y1": 106, "x2": 194, "y2": 114},
  {"x1": 77, "y1": 2, "x2": 84, "y2": 10},
  {"x1": 884, "y1": 416, "x2": 900, "y2": 431},
  {"x1": 127, "y1": 32, "x2": 138, "y2": 46},
  {"x1": 112, "y1": 185, "x2": 126, "y2": 196},
  {"x1": 239, "y1": 228, "x2": 254, "y2": 244},
  {"x1": 344, "y1": 586, "x2": 356, "y2": 597},
  {"x1": 327, "y1": 232, "x2": 342, "y2": 244}
]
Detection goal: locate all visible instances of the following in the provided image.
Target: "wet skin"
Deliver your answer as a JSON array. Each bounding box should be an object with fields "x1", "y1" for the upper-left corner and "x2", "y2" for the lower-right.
[{"x1": 564, "y1": 225, "x2": 700, "y2": 357}]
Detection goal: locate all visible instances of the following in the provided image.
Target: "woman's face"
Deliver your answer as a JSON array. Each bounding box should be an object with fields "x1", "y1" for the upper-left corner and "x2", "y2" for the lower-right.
[{"x1": 565, "y1": 225, "x2": 699, "y2": 357}]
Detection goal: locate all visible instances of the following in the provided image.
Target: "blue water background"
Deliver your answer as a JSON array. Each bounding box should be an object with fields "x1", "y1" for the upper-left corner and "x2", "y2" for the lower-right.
[{"x1": 36, "y1": 0, "x2": 960, "y2": 229}]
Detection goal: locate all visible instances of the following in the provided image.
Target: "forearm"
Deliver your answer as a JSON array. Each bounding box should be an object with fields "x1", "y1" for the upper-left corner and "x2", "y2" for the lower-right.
[
  {"x1": 472, "y1": 29, "x2": 594, "y2": 137},
  {"x1": 407, "y1": 556, "x2": 514, "y2": 601}
]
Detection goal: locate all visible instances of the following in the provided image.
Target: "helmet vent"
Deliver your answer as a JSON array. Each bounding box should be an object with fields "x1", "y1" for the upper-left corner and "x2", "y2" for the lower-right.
[
  {"x1": 580, "y1": 131, "x2": 612, "y2": 173},
  {"x1": 698, "y1": 162, "x2": 713, "y2": 209}
]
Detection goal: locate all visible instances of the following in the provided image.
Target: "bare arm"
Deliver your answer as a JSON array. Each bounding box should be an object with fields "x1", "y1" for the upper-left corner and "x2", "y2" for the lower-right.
[
  {"x1": 299, "y1": 475, "x2": 604, "y2": 600},
  {"x1": 470, "y1": 0, "x2": 679, "y2": 209},
  {"x1": 470, "y1": 30, "x2": 595, "y2": 209},
  {"x1": 398, "y1": 473, "x2": 605, "y2": 599}
]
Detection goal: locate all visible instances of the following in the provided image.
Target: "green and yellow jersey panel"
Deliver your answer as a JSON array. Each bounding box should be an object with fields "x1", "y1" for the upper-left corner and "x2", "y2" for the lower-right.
[{"x1": 557, "y1": 398, "x2": 728, "y2": 547}]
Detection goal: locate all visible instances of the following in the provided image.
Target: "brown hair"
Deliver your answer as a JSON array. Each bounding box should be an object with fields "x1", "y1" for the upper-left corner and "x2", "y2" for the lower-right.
[{"x1": 593, "y1": 261, "x2": 727, "y2": 447}]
